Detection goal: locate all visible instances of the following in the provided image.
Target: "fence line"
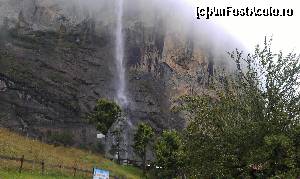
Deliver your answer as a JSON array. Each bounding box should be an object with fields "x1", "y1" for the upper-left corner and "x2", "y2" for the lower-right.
[
  {"x1": 0, "y1": 154, "x2": 150, "y2": 178},
  {"x1": 0, "y1": 154, "x2": 96, "y2": 177}
]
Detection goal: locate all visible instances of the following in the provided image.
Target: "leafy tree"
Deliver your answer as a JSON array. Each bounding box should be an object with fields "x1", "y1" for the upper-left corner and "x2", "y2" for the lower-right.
[
  {"x1": 133, "y1": 123, "x2": 154, "y2": 174},
  {"x1": 177, "y1": 38, "x2": 300, "y2": 178},
  {"x1": 154, "y1": 130, "x2": 184, "y2": 179},
  {"x1": 263, "y1": 134, "x2": 296, "y2": 176},
  {"x1": 88, "y1": 98, "x2": 122, "y2": 135}
]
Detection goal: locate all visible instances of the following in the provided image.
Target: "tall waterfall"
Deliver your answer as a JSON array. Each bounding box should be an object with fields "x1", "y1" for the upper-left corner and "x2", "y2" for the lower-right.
[{"x1": 115, "y1": 0, "x2": 128, "y2": 107}]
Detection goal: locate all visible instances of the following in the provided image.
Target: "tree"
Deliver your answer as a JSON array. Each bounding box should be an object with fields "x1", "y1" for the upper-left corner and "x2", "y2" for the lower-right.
[
  {"x1": 176, "y1": 39, "x2": 300, "y2": 178},
  {"x1": 133, "y1": 123, "x2": 154, "y2": 174},
  {"x1": 154, "y1": 130, "x2": 184, "y2": 179},
  {"x1": 109, "y1": 123, "x2": 126, "y2": 164},
  {"x1": 88, "y1": 98, "x2": 122, "y2": 135}
]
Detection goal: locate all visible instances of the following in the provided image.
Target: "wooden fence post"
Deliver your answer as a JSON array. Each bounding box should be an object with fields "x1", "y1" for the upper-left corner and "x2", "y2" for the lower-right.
[
  {"x1": 41, "y1": 160, "x2": 45, "y2": 175},
  {"x1": 19, "y1": 155, "x2": 24, "y2": 173},
  {"x1": 59, "y1": 164, "x2": 62, "y2": 174},
  {"x1": 73, "y1": 167, "x2": 77, "y2": 177}
]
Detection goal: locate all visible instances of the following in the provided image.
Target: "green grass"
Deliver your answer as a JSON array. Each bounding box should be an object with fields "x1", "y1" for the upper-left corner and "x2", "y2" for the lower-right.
[
  {"x1": 0, "y1": 170, "x2": 81, "y2": 179},
  {"x1": 0, "y1": 128, "x2": 143, "y2": 179}
]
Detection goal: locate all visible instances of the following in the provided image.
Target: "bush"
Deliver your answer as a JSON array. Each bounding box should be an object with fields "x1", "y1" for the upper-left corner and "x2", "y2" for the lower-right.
[{"x1": 47, "y1": 131, "x2": 74, "y2": 147}]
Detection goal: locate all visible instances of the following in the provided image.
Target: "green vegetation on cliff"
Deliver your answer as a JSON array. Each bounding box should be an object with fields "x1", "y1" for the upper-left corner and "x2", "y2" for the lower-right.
[{"x1": 87, "y1": 98, "x2": 122, "y2": 135}]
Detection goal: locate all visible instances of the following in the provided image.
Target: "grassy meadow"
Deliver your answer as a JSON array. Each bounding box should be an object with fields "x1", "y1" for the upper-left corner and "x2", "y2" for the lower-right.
[{"x1": 0, "y1": 128, "x2": 143, "y2": 179}]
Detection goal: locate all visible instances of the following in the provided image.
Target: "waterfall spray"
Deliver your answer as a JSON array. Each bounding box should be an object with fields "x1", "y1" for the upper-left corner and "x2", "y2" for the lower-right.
[{"x1": 115, "y1": 0, "x2": 128, "y2": 107}]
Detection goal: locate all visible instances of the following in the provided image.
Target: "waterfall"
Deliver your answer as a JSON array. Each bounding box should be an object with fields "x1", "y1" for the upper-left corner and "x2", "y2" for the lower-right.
[
  {"x1": 113, "y1": 0, "x2": 131, "y2": 160},
  {"x1": 115, "y1": 0, "x2": 128, "y2": 107}
]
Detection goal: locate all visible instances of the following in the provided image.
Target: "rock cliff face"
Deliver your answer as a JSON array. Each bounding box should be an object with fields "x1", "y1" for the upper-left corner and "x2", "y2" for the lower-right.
[{"x1": 0, "y1": 0, "x2": 235, "y2": 154}]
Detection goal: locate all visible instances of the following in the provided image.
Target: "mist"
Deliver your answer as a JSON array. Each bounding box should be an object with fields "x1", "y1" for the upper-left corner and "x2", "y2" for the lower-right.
[{"x1": 0, "y1": 0, "x2": 245, "y2": 67}]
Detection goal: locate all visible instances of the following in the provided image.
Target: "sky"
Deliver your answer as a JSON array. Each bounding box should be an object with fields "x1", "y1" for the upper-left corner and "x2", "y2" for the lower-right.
[{"x1": 185, "y1": 0, "x2": 300, "y2": 54}]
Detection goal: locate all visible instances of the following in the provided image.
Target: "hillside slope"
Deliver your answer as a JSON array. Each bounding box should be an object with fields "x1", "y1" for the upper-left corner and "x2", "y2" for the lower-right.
[{"x1": 0, "y1": 128, "x2": 143, "y2": 179}]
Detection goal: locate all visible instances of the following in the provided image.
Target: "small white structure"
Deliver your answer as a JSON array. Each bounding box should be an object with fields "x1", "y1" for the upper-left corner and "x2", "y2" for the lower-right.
[{"x1": 97, "y1": 133, "x2": 105, "y2": 139}]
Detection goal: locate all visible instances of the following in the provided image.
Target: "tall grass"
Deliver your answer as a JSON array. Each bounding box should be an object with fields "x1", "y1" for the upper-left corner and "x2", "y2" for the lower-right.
[{"x1": 0, "y1": 169, "x2": 82, "y2": 179}]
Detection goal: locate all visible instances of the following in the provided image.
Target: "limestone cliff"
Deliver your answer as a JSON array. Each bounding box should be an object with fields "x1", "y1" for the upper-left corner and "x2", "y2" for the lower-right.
[{"x1": 0, "y1": 0, "x2": 237, "y2": 154}]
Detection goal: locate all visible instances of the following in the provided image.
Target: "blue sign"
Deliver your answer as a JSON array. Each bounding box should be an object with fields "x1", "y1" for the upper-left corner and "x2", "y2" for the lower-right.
[{"x1": 93, "y1": 168, "x2": 109, "y2": 179}]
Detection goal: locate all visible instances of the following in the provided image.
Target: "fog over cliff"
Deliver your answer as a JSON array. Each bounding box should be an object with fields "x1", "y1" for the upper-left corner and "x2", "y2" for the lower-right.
[{"x1": 0, "y1": 0, "x2": 244, "y2": 65}]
